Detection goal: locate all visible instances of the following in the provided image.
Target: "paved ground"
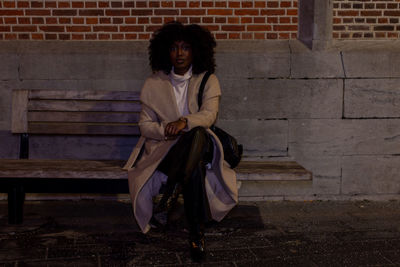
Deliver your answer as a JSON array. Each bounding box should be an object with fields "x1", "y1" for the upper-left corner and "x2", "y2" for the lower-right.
[{"x1": 0, "y1": 200, "x2": 399, "y2": 266}]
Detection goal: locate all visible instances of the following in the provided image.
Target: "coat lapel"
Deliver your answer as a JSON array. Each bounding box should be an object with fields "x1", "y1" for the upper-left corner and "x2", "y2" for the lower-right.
[
  {"x1": 158, "y1": 72, "x2": 181, "y2": 119},
  {"x1": 187, "y1": 73, "x2": 202, "y2": 114}
]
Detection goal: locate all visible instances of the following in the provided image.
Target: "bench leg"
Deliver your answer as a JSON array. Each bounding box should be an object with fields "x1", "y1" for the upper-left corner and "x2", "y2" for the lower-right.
[{"x1": 8, "y1": 184, "x2": 25, "y2": 224}]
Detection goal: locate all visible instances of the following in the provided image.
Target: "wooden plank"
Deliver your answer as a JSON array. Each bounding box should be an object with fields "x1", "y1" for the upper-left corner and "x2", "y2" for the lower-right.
[
  {"x1": 28, "y1": 100, "x2": 141, "y2": 112},
  {"x1": 0, "y1": 159, "x2": 128, "y2": 179},
  {"x1": 28, "y1": 122, "x2": 140, "y2": 135},
  {"x1": 29, "y1": 90, "x2": 140, "y2": 101},
  {"x1": 28, "y1": 111, "x2": 140, "y2": 123},
  {"x1": 236, "y1": 161, "x2": 312, "y2": 181},
  {"x1": 0, "y1": 159, "x2": 312, "y2": 182},
  {"x1": 11, "y1": 89, "x2": 29, "y2": 133}
]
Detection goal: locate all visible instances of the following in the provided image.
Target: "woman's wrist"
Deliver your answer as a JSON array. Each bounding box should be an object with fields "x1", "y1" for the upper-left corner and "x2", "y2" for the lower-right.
[{"x1": 179, "y1": 117, "x2": 188, "y2": 127}]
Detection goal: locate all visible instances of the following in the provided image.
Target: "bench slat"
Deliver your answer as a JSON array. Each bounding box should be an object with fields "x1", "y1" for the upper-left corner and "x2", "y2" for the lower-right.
[
  {"x1": 28, "y1": 100, "x2": 141, "y2": 112},
  {"x1": 28, "y1": 123, "x2": 140, "y2": 135},
  {"x1": 29, "y1": 90, "x2": 140, "y2": 101},
  {"x1": 28, "y1": 111, "x2": 140, "y2": 123},
  {"x1": 0, "y1": 160, "x2": 311, "y2": 181},
  {"x1": 11, "y1": 89, "x2": 29, "y2": 133}
]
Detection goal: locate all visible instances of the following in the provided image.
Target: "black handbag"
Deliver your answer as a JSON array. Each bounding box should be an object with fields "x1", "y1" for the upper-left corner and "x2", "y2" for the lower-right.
[{"x1": 198, "y1": 72, "x2": 243, "y2": 168}]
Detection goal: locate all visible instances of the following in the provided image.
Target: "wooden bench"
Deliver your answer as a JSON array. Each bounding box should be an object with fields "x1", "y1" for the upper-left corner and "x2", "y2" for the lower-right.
[{"x1": 0, "y1": 89, "x2": 312, "y2": 224}]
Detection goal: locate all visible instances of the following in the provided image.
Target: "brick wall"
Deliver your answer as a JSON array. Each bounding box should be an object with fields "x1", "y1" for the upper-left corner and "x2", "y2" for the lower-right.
[
  {"x1": 0, "y1": 0, "x2": 298, "y2": 40},
  {"x1": 333, "y1": 0, "x2": 400, "y2": 39}
]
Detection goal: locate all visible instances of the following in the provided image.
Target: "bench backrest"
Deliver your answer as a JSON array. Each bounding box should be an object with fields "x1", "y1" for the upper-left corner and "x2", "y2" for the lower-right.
[{"x1": 12, "y1": 89, "x2": 141, "y2": 136}]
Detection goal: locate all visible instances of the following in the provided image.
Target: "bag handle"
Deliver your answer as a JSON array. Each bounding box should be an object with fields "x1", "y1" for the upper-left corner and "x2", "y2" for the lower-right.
[{"x1": 197, "y1": 71, "x2": 211, "y2": 109}]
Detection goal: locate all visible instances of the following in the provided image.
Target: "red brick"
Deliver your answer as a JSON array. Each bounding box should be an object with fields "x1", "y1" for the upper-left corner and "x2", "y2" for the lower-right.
[
  {"x1": 177, "y1": 17, "x2": 188, "y2": 23},
  {"x1": 66, "y1": 26, "x2": 91, "y2": 32},
  {"x1": 26, "y1": 9, "x2": 51, "y2": 16},
  {"x1": 242, "y1": 32, "x2": 253, "y2": 39},
  {"x1": 241, "y1": 17, "x2": 252, "y2": 23},
  {"x1": 361, "y1": 11, "x2": 382, "y2": 16},
  {"x1": 333, "y1": 18, "x2": 341, "y2": 24},
  {"x1": 120, "y1": 26, "x2": 144, "y2": 32},
  {"x1": 242, "y1": 1, "x2": 253, "y2": 8},
  {"x1": 203, "y1": 17, "x2": 214, "y2": 23},
  {"x1": 131, "y1": 9, "x2": 153, "y2": 16},
  {"x1": 287, "y1": 9, "x2": 297, "y2": 15},
  {"x1": 267, "y1": 17, "x2": 278, "y2": 23},
  {"x1": 293, "y1": 17, "x2": 298, "y2": 23},
  {"x1": 0, "y1": 10, "x2": 23, "y2": 16},
  {"x1": 5, "y1": 33, "x2": 17, "y2": 40},
  {"x1": 32, "y1": 33, "x2": 44, "y2": 40},
  {"x1": 378, "y1": 18, "x2": 388, "y2": 23},
  {"x1": 215, "y1": 33, "x2": 227, "y2": 39},
  {"x1": 113, "y1": 18, "x2": 123, "y2": 24},
  {"x1": 45, "y1": 1, "x2": 57, "y2": 8},
  {"x1": 254, "y1": 33, "x2": 265, "y2": 39},
  {"x1": 106, "y1": 9, "x2": 129, "y2": 16},
  {"x1": 112, "y1": 33, "x2": 124, "y2": 39},
  {"x1": 86, "y1": 18, "x2": 99, "y2": 24},
  {"x1": 40, "y1": 26, "x2": 65, "y2": 32},
  {"x1": 72, "y1": 2, "x2": 84, "y2": 8},
  {"x1": 85, "y1": 33, "x2": 97, "y2": 39},
  {"x1": 388, "y1": 3, "x2": 398, "y2": 9},
  {"x1": 221, "y1": 25, "x2": 245, "y2": 31},
  {"x1": 208, "y1": 9, "x2": 232, "y2": 15},
  {"x1": 279, "y1": 17, "x2": 291, "y2": 23},
  {"x1": 293, "y1": 1, "x2": 298, "y2": 8},
  {"x1": 254, "y1": 1, "x2": 266, "y2": 8},
  {"x1": 73, "y1": 18, "x2": 85, "y2": 24},
  {"x1": 85, "y1": 2, "x2": 97, "y2": 8},
  {"x1": 254, "y1": 17, "x2": 265, "y2": 23},
  {"x1": 291, "y1": 32, "x2": 297, "y2": 39},
  {"x1": 59, "y1": 18, "x2": 71, "y2": 24},
  {"x1": 149, "y1": 1, "x2": 160, "y2": 7},
  {"x1": 229, "y1": 33, "x2": 240, "y2": 39},
  {"x1": 247, "y1": 25, "x2": 271, "y2": 31},
  {"x1": 99, "y1": 34, "x2": 110, "y2": 40},
  {"x1": 376, "y1": 32, "x2": 385, "y2": 38},
  {"x1": 215, "y1": 1, "x2": 227, "y2": 7},
  {"x1": 18, "y1": 18, "x2": 31, "y2": 24},
  {"x1": 337, "y1": 11, "x2": 359, "y2": 17},
  {"x1": 189, "y1": 1, "x2": 200, "y2": 7},
  {"x1": 100, "y1": 1, "x2": 111, "y2": 8},
  {"x1": 72, "y1": 34, "x2": 84, "y2": 40},
  {"x1": 125, "y1": 17, "x2": 137, "y2": 24},
  {"x1": 4, "y1": 1, "x2": 15, "y2": 7},
  {"x1": 32, "y1": 17, "x2": 44, "y2": 24},
  {"x1": 164, "y1": 17, "x2": 175, "y2": 23},
  {"x1": 46, "y1": 18, "x2": 58, "y2": 24},
  {"x1": 332, "y1": 32, "x2": 339, "y2": 38},
  {"x1": 273, "y1": 25, "x2": 298, "y2": 31},
  {"x1": 203, "y1": 25, "x2": 219, "y2": 31},
  {"x1": 214, "y1": 17, "x2": 225, "y2": 23},
  {"x1": 0, "y1": 26, "x2": 11, "y2": 32},
  {"x1": 161, "y1": 1, "x2": 173, "y2": 7},
  {"x1": 139, "y1": 33, "x2": 150, "y2": 39},
  {"x1": 228, "y1": 17, "x2": 239, "y2": 24},
  {"x1": 343, "y1": 18, "x2": 353, "y2": 23},
  {"x1": 138, "y1": 17, "x2": 149, "y2": 24},
  {"x1": 19, "y1": 33, "x2": 30, "y2": 39},
  {"x1": 150, "y1": 17, "x2": 161, "y2": 24},
  {"x1": 261, "y1": 9, "x2": 285, "y2": 16},
  {"x1": 189, "y1": 17, "x2": 201, "y2": 23},
  {"x1": 374, "y1": 25, "x2": 394, "y2": 31},
  {"x1": 202, "y1": 1, "x2": 213, "y2": 7},
  {"x1": 93, "y1": 26, "x2": 118, "y2": 32},
  {"x1": 136, "y1": 1, "x2": 147, "y2": 7},
  {"x1": 235, "y1": 9, "x2": 259, "y2": 16},
  {"x1": 384, "y1": 11, "x2": 400, "y2": 16},
  {"x1": 58, "y1": 1, "x2": 70, "y2": 8},
  {"x1": 31, "y1": 1, "x2": 43, "y2": 8},
  {"x1": 267, "y1": 33, "x2": 277, "y2": 39},
  {"x1": 267, "y1": 1, "x2": 279, "y2": 8},
  {"x1": 79, "y1": 10, "x2": 104, "y2": 16},
  {"x1": 155, "y1": 9, "x2": 179, "y2": 15},
  {"x1": 388, "y1": 32, "x2": 398, "y2": 38},
  {"x1": 228, "y1": 2, "x2": 240, "y2": 8},
  {"x1": 111, "y1": 1, "x2": 123, "y2": 7},
  {"x1": 17, "y1": 1, "x2": 30, "y2": 8},
  {"x1": 376, "y1": 3, "x2": 386, "y2": 9},
  {"x1": 281, "y1": 1, "x2": 291, "y2": 7},
  {"x1": 125, "y1": 33, "x2": 138, "y2": 39},
  {"x1": 279, "y1": 33, "x2": 290, "y2": 39},
  {"x1": 366, "y1": 18, "x2": 376, "y2": 23},
  {"x1": 53, "y1": 10, "x2": 77, "y2": 16},
  {"x1": 182, "y1": 9, "x2": 206, "y2": 15}
]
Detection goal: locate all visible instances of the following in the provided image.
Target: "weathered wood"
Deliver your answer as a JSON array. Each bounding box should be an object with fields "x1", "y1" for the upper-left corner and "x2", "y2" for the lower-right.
[
  {"x1": 28, "y1": 100, "x2": 141, "y2": 112},
  {"x1": 29, "y1": 90, "x2": 140, "y2": 101},
  {"x1": 28, "y1": 122, "x2": 140, "y2": 135},
  {"x1": 11, "y1": 90, "x2": 29, "y2": 133},
  {"x1": 0, "y1": 160, "x2": 311, "y2": 181},
  {"x1": 28, "y1": 111, "x2": 140, "y2": 123}
]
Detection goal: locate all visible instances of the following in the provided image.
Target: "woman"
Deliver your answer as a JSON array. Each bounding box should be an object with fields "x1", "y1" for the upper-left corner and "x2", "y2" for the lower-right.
[{"x1": 123, "y1": 21, "x2": 238, "y2": 262}]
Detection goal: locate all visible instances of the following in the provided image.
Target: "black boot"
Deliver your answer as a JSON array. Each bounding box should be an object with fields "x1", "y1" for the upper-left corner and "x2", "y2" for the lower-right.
[{"x1": 189, "y1": 230, "x2": 206, "y2": 262}]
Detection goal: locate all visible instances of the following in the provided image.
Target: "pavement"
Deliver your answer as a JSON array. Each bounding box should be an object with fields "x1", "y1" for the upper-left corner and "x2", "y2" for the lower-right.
[{"x1": 0, "y1": 199, "x2": 399, "y2": 267}]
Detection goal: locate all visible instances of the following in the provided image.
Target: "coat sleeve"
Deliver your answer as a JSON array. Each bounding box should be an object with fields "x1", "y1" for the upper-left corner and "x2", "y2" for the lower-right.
[{"x1": 184, "y1": 74, "x2": 221, "y2": 130}]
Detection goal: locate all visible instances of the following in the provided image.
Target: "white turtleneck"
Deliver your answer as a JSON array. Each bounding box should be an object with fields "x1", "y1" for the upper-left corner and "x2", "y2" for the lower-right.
[{"x1": 168, "y1": 66, "x2": 192, "y2": 116}]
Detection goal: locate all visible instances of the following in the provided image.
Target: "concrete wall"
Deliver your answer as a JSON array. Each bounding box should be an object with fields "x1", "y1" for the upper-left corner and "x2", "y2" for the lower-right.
[{"x1": 1, "y1": 39, "x2": 400, "y2": 201}]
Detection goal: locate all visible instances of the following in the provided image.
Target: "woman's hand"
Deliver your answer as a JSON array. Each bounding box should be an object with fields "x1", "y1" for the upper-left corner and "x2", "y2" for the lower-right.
[{"x1": 164, "y1": 118, "x2": 187, "y2": 139}]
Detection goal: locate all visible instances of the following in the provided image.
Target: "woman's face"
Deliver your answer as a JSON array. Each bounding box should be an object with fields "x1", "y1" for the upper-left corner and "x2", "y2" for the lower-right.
[{"x1": 170, "y1": 40, "x2": 192, "y2": 75}]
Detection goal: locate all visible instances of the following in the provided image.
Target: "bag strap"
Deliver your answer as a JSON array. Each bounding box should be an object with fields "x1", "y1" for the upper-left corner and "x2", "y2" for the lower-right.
[{"x1": 197, "y1": 71, "x2": 211, "y2": 109}]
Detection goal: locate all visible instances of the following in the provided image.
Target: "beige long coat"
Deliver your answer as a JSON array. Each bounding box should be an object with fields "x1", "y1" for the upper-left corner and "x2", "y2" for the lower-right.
[{"x1": 123, "y1": 71, "x2": 238, "y2": 233}]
